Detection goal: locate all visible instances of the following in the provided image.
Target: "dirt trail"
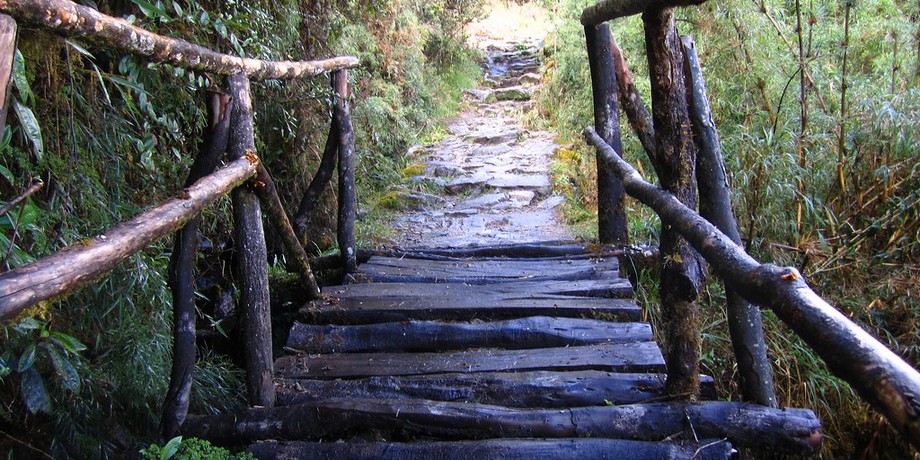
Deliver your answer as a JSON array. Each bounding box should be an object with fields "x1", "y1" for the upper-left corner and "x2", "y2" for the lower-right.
[{"x1": 390, "y1": 30, "x2": 572, "y2": 248}]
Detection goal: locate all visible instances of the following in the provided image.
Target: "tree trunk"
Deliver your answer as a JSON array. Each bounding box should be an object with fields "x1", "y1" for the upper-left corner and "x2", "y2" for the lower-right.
[
  {"x1": 333, "y1": 70, "x2": 357, "y2": 274},
  {"x1": 161, "y1": 92, "x2": 232, "y2": 439},
  {"x1": 0, "y1": 14, "x2": 16, "y2": 131},
  {"x1": 585, "y1": 126, "x2": 920, "y2": 451},
  {"x1": 609, "y1": 36, "x2": 656, "y2": 157},
  {"x1": 0, "y1": 156, "x2": 257, "y2": 323},
  {"x1": 227, "y1": 74, "x2": 274, "y2": 408},
  {"x1": 642, "y1": 8, "x2": 703, "y2": 398},
  {"x1": 293, "y1": 117, "x2": 338, "y2": 248},
  {"x1": 585, "y1": 23, "x2": 628, "y2": 245},
  {"x1": 681, "y1": 35, "x2": 777, "y2": 408},
  {"x1": 0, "y1": 0, "x2": 358, "y2": 80}
]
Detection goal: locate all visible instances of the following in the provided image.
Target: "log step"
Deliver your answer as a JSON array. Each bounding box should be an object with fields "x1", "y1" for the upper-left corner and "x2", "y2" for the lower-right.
[
  {"x1": 247, "y1": 438, "x2": 736, "y2": 460},
  {"x1": 276, "y1": 371, "x2": 717, "y2": 408},
  {"x1": 353, "y1": 256, "x2": 618, "y2": 284},
  {"x1": 300, "y1": 295, "x2": 642, "y2": 325},
  {"x1": 286, "y1": 317, "x2": 653, "y2": 353},
  {"x1": 275, "y1": 343, "x2": 665, "y2": 379},
  {"x1": 183, "y1": 399, "x2": 821, "y2": 455},
  {"x1": 324, "y1": 277, "x2": 633, "y2": 299}
]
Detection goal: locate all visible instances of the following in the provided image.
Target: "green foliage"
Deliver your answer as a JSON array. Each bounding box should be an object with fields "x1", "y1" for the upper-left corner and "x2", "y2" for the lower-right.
[{"x1": 141, "y1": 436, "x2": 254, "y2": 460}]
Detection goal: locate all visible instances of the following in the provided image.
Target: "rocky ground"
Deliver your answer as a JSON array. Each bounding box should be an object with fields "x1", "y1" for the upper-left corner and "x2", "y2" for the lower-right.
[{"x1": 389, "y1": 37, "x2": 573, "y2": 248}]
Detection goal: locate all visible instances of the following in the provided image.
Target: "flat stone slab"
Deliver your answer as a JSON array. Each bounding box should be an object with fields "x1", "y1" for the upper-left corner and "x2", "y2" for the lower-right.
[{"x1": 487, "y1": 175, "x2": 550, "y2": 189}]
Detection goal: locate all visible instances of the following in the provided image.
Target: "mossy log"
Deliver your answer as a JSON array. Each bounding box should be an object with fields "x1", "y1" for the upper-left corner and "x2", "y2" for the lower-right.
[
  {"x1": 0, "y1": 156, "x2": 258, "y2": 323},
  {"x1": 0, "y1": 0, "x2": 358, "y2": 80},
  {"x1": 585, "y1": 125, "x2": 920, "y2": 451}
]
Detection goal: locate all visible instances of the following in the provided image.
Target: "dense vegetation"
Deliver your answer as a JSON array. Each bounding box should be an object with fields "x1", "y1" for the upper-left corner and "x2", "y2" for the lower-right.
[
  {"x1": 0, "y1": 0, "x2": 481, "y2": 457},
  {"x1": 535, "y1": 0, "x2": 918, "y2": 457}
]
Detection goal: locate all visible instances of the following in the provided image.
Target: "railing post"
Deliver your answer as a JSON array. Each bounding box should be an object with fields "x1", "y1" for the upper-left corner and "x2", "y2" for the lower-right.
[
  {"x1": 682, "y1": 35, "x2": 777, "y2": 408},
  {"x1": 585, "y1": 22, "x2": 628, "y2": 245},
  {"x1": 333, "y1": 69, "x2": 357, "y2": 274},
  {"x1": 162, "y1": 92, "x2": 232, "y2": 438},
  {"x1": 227, "y1": 73, "x2": 275, "y2": 408},
  {"x1": 0, "y1": 14, "x2": 16, "y2": 132}
]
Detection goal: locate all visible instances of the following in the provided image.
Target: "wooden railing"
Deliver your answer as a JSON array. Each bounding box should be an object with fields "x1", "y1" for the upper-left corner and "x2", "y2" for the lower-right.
[
  {"x1": 0, "y1": 0, "x2": 359, "y2": 438},
  {"x1": 581, "y1": 0, "x2": 920, "y2": 450}
]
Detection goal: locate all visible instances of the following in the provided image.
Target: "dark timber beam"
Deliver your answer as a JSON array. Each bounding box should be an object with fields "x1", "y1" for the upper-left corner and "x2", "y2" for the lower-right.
[
  {"x1": 585, "y1": 126, "x2": 920, "y2": 451},
  {"x1": 581, "y1": 0, "x2": 707, "y2": 25},
  {"x1": 0, "y1": 0, "x2": 358, "y2": 80},
  {"x1": 333, "y1": 69, "x2": 357, "y2": 274}
]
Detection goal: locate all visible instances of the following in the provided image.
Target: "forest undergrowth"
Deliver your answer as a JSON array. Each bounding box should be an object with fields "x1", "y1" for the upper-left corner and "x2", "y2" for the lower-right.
[{"x1": 534, "y1": 0, "x2": 919, "y2": 457}]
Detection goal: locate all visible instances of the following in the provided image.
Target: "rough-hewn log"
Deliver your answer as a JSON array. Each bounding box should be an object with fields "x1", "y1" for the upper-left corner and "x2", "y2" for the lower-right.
[
  {"x1": 276, "y1": 372, "x2": 717, "y2": 408},
  {"x1": 0, "y1": 156, "x2": 257, "y2": 323},
  {"x1": 293, "y1": 117, "x2": 338, "y2": 247},
  {"x1": 251, "y1": 163, "x2": 320, "y2": 299},
  {"x1": 333, "y1": 70, "x2": 357, "y2": 273},
  {"x1": 0, "y1": 0, "x2": 358, "y2": 80},
  {"x1": 161, "y1": 92, "x2": 231, "y2": 439},
  {"x1": 585, "y1": 23, "x2": 628, "y2": 244},
  {"x1": 585, "y1": 125, "x2": 920, "y2": 450},
  {"x1": 0, "y1": 14, "x2": 16, "y2": 131},
  {"x1": 185, "y1": 398, "x2": 821, "y2": 454},
  {"x1": 581, "y1": 0, "x2": 707, "y2": 25},
  {"x1": 286, "y1": 317, "x2": 652, "y2": 353},
  {"x1": 323, "y1": 277, "x2": 633, "y2": 300},
  {"x1": 643, "y1": 8, "x2": 703, "y2": 398},
  {"x1": 248, "y1": 438, "x2": 736, "y2": 460},
  {"x1": 609, "y1": 36, "x2": 656, "y2": 156},
  {"x1": 227, "y1": 74, "x2": 273, "y2": 408},
  {"x1": 681, "y1": 35, "x2": 776, "y2": 408}
]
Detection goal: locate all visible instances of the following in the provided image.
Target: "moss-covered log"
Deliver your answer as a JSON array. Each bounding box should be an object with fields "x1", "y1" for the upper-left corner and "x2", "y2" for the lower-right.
[{"x1": 0, "y1": 0, "x2": 358, "y2": 80}]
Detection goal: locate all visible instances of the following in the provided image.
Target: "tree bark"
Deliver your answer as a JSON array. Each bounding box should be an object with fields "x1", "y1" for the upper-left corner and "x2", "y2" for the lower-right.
[
  {"x1": 0, "y1": 0, "x2": 358, "y2": 80},
  {"x1": 580, "y1": 0, "x2": 707, "y2": 25},
  {"x1": 227, "y1": 74, "x2": 274, "y2": 408},
  {"x1": 585, "y1": 126, "x2": 920, "y2": 451},
  {"x1": 642, "y1": 8, "x2": 703, "y2": 398},
  {"x1": 293, "y1": 117, "x2": 338, "y2": 248},
  {"x1": 681, "y1": 35, "x2": 777, "y2": 408},
  {"x1": 251, "y1": 163, "x2": 320, "y2": 299},
  {"x1": 609, "y1": 36, "x2": 656, "y2": 157},
  {"x1": 161, "y1": 92, "x2": 232, "y2": 439},
  {"x1": 0, "y1": 14, "x2": 15, "y2": 132},
  {"x1": 184, "y1": 398, "x2": 821, "y2": 455},
  {"x1": 0, "y1": 156, "x2": 257, "y2": 323},
  {"x1": 333, "y1": 70, "x2": 357, "y2": 274},
  {"x1": 585, "y1": 23, "x2": 628, "y2": 245}
]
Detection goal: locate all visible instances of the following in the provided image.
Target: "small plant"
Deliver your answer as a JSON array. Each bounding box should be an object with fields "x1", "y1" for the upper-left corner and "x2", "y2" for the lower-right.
[{"x1": 140, "y1": 436, "x2": 254, "y2": 460}]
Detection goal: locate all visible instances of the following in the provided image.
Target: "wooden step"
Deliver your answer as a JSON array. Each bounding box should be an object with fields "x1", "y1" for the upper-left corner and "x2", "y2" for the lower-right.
[
  {"x1": 324, "y1": 277, "x2": 633, "y2": 299},
  {"x1": 276, "y1": 371, "x2": 717, "y2": 408},
  {"x1": 301, "y1": 295, "x2": 642, "y2": 325},
  {"x1": 183, "y1": 399, "x2": 821, "y2": 455},
  {"x1": 353, "y1": 256, "x2": 618, "y2": 284},
  {"x1": 247, "y1": 438, "x2": 735, "y2": 460},
  {"x1": 286, "y1": 317, "x2": 652, "y2": 353},
  {"x1": 274, "y1": 343, "x2": 665, "y2": 379}
]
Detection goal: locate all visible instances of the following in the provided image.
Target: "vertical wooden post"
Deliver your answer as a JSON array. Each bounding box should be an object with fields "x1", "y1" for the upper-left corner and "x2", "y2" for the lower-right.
[
  {"x1": 0, "y1": 14, "x2": 17, "y2": 131},
  {"x1": 643, "y1": 8, "x2": 702, "y2": 398},
  {"x1": 585, "y1": 22, "x2": 628, "y2": 245},
  {"x1": 293, "y1": 118, "x2": 338, "y2": 248},
  {"x1": 227, "y1": 74, "x2": 274, "y2": 408},
  {"x1": 161, "y1": 92, "x2": 233, "y2": 438},
  {"x1": 682, "y1": 35, "x2": 777, "y2": 408},
  {"x1": 333, "y1": 69, "x2": 357, "y2": 273}
]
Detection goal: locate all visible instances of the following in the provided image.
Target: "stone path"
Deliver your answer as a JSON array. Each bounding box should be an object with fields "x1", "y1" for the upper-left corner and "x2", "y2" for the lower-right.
[{"x1": 390, "y1": 39, "x2": 573, "y2": 247}]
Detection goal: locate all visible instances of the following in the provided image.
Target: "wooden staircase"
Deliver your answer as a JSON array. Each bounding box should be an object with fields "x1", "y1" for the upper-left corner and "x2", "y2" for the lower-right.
[{"x1": 183, "y1": 242, "x2": 821, "y2": 459}]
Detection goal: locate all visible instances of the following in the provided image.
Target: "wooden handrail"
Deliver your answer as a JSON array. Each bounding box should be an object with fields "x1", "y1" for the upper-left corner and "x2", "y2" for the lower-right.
[
  {"x1": 0, "y1": 155, "x2": 260, "y2": 323},
  {"x1": 0, "y1": 0, "x2": 358, "y2": 80},
  {"x1": 581, "y1": 0, "x2": 707, "y2": 25},
  {"x1": 585, "y1": 126, "x2": 920, "y2": 450}
]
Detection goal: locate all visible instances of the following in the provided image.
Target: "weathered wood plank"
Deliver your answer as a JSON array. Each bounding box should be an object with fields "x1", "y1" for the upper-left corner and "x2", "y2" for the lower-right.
[
  {"x1": 276, "y1": 371, "x2": 717, "y2": 408},
  {"x1": 275, "y1": 343, "x2": 665, "y2": 379},
  {"x1": 248, "y1": 438, "x2": 735, "y2": 460},
  {"x1": 363, "y1": 255, "x2": 618, "y2": 274},
  {"x1": 301, "y1": 295, "x2": 642, "y2": 324},
  {"x1": 324, "y1": 277, "x2": 633, "y2": 300},
  {"x1": 286, "y1": 317, "x2": 652, "y2": 353},
  {"x1": 355, "y1": 256, "x2": 618, "y2": 284},
  {"x1": 184, "y1": 399, "x2": 821, "y2": 455}
]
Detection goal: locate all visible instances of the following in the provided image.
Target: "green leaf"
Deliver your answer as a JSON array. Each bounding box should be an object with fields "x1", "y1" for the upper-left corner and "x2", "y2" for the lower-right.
[
  {"x1": 11, "y1": 98, "x2": 43, "y2": 161},
  {"x1": 20, "y1": 366, "x2": 51, "y2": 414},
  {"x1": 12, "y1": 50, "x2": 33, "y2": 105},
  {"x1": 161, "y1": 436, "x2": 182, "y2": 460},
  {"x1": 65, "y1": 40, "x2": 95, "y2": 59},
  {"x1": 0, "y1": 354, "x2": 10, "y2": 379},
  {"x1": 43, "y1": 344, "x2": 80, "y2": 393},
  {"x1": 130, "y1": 0, "x2": 170, "y2": 20},
  {"x1": 15, "y1": 317, "x2": 41, "y2": 331},
  {"x1": 17, "y1": 343, "x2": 36, "y2": 372},
  {"x1": 50, "y1": 332, "x2": 87, "y2": 354}
]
